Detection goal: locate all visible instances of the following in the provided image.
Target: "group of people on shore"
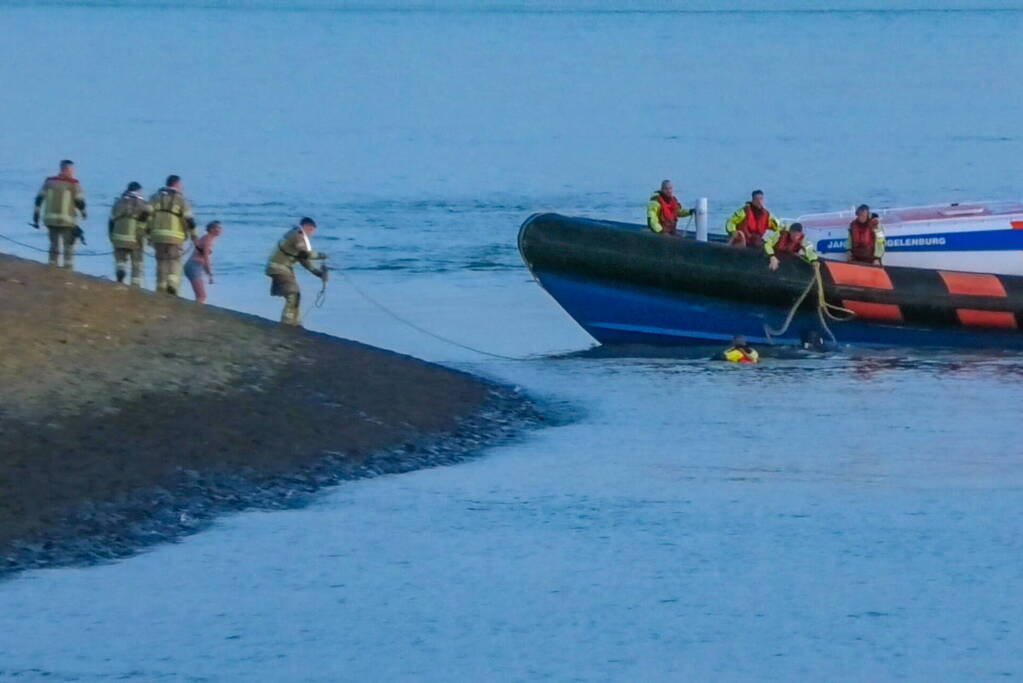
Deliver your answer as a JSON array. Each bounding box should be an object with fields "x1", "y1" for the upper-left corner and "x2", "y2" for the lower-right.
[
  {"x1": 30, "y1": 160, "x2": 327, "y2": 326},
  {"x1": 646, "y1": 181, "x2": 887, "y2": 266}
]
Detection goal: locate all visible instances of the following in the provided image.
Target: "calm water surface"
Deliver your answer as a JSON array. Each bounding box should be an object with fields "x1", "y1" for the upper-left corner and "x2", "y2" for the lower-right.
[{"x1": 1, "y1": 2, "x2": 1022, "y2": 680}]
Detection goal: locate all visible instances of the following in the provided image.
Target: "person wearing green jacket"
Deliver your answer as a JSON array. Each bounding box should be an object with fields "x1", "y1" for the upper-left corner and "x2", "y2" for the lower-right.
[
  {"x1": 108, "y1": 182, "x2": 152, "y2": 286},
  {"x1": 266, "y1": 217, "x2": 328, "y2": 326},
  {"x1": 646, "y1": 180, "x2": 694, "y2": 235},
  {"x1": 725, "y1": 190, "x2": 782, "y2": 248},
  {"x1": 764, "y1": 222, "x2": 817, "y2": 270},
  {"x1": 33, "y1": 160, "x2": 86, "y2": 270}
]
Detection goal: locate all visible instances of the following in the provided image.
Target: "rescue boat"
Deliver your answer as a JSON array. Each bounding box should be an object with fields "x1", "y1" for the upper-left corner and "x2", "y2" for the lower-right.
[
  {"x1": 519, "y1": 213, "x2": 1023, "y2": 350},
  {"x1": 799, "y1": 200, "x2": 1023, "y2": 276}
]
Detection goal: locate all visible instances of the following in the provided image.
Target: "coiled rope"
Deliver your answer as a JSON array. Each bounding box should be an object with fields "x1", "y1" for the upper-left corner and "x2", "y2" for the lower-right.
[{"x1": 764, "y1": 261, "x2": 857, "y2": 345}]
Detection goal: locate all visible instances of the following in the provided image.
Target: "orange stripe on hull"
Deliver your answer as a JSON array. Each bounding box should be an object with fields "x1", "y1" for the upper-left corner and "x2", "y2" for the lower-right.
[
  {"x1": 939, "y1": 271, "x2": 1007, "y2": 297},
  {"x1": 956, "y1": 309, "x2": 1018, "y2": 329},
  {"x1": 825, "y1": 262, "x2": 894, "y2": 290},
  {"x1": 842, "y1": 300, "x2": 904, "y2": 323},
  {"x1": 1011, "y1": 221, "x2": 1023, "y2": 230}
]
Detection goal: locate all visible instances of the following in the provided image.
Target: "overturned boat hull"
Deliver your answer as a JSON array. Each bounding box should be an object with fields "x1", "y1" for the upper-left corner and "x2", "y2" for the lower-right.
[{"x1": 519, "y1": 213, "x2": 1023, "y2": 349}]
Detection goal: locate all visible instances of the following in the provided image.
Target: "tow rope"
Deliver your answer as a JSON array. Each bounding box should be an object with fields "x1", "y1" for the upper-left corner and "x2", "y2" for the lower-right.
[
  {"x1": 764, "y1": 261, "x2": 856, "y2": 346},
  {"x1": 336, "y1": 268, "x2": 526, "y2": 361}
]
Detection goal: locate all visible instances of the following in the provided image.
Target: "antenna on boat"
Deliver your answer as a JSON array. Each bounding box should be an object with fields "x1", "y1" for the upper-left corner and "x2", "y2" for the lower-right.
[{"x1": 695, "y1": 197, "x2": 709, "y2": 241}]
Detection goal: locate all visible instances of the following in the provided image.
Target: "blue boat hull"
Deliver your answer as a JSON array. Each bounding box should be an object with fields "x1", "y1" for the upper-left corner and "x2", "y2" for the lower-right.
[
  {"x1": 534, "y1": 269, "x2": 1023, "y2": 349},
  {"x1": 519, "y1": 213, "x2": 1023, "y2": 350}
]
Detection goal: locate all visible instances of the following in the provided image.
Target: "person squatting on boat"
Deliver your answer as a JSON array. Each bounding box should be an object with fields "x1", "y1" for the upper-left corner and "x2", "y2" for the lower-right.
[
  {"x1": 149, "y1": 175, "x2": 198, "y2": 295},
  {"x1": 725, "y1": 189, "x2": 781, "y2": 249},
  {"x1": 266, "y1": 217, "x2": 328, "y2": 327},
  {"x1": 184, "y1": 221, "x2": 223, "y2": 304},
  {"x1": 719, "y1": 335, "x2": 759, "y2": 363},
  {"x1": 647, "y1": 180, "x2": 695, "y2": 235},
  {"x1": 765, "y1": 222, "x2": 817, "y2": 270},
  {"x1": 32, "y1": 160, "x2": 87, "y2": 271},
  {"x1": 847, "y1": 204, "x2": 886, "y2": 265},
  {"x1": 108, "y1": 182, "x2": 152, "y2": 286}
]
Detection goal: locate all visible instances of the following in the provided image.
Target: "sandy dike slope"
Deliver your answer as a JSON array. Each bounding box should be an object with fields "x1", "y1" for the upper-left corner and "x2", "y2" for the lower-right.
[{"x1": 0, "y1": 253, "x2": 537, "y2": 576}]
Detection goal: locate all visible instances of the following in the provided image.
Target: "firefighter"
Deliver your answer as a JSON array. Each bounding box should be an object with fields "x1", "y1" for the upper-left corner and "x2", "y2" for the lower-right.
[
  {"x1": 108, "y1": 182, "x2": 152, "y2": 286},
  {"x1": 148, "y1": 175, "x2": 197, "y2": 294},
  {"x1": 266, "y1": 217, "x2": 328, "y2": 326},
  {"x1": 32, "y1": 160, "x2": 86, "y2": 270}
]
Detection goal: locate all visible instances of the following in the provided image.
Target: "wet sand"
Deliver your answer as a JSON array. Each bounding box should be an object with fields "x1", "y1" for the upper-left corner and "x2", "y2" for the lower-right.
[{"x1": 0, "y1": 253, "x2": 535, "y2": 575}]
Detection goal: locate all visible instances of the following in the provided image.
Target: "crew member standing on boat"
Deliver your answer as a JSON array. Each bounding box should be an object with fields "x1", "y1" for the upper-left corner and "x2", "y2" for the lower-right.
[
  {"x1": 725, "y1": 189, "x2": 781, "y2": 249},
  {"x1": 647, "y1": 180, "x2": 694, "y2": 235},
  {"x1": 266, "y1": 217, "x2": 328, "y2": 327},
  {"x1": 765, "y1": 222, "x2": 817, "y2": 270},
  {"x1": 32, "y1": 160, "x2": 87, "y2": 270},
  {"x1": 109, "y1": 182, "x2": 152, "y2": 287},
  {"x1": 847, "y1": 204, "x2": 885, "y2": 265},
  {"x1": 148, "y1": 175, "x2": 197, "y2": 295}
]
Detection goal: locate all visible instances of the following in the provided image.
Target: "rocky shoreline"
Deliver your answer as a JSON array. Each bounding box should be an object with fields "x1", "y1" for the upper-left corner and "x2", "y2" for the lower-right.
[{"x1": 0, "y1": 253, "x2": 543, "y2": 578}]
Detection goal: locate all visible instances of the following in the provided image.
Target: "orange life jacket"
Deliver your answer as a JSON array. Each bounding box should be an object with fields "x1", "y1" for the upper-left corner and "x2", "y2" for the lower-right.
[
  {"x1": 655, "y1": 193, "x2": 681, "y2": 234},
  {"x1": 849, "y1": 218, "x2": 878, "y2": 262},
  {"x1": 741, "y1": 204, "x2": 772, "y2": 238},
  {"x1": 775, "y1": 230, "x2": 805, "y2": 254}
]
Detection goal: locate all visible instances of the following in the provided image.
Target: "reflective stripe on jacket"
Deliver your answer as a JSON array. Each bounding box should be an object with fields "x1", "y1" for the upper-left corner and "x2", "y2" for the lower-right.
[
  {"x1": 266, "y1": 227, "x2": 324, "y2": 277},
  {"x1": 109, "y1": 192, "x2": 152, "y2": 248},
  {"x1": 36, "y1": 177, "x2": 85, "y2": 228},
  {"x1": 148, "y1": 188, "x2": 195, "y2": 244}
]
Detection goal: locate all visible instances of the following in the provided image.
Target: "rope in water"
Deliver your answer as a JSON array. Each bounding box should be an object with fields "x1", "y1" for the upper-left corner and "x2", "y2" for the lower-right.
[
  {"x1": 335, "y1": 269, "x2": 525, "y2": 361},
  {"x1": 764, "y1": 261, "x2": 856, "y2": 345}
]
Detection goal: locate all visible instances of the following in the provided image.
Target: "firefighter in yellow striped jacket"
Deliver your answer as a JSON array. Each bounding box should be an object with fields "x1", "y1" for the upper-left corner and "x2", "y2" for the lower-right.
[
  {"x1": 266, "y1": 217, "x2": 328, "y2": 326},
  {"x1": 32, "y1": 160, "x2": 86, "y2": 270},
  {"x1": 108, "y1": 182, "x2": 152, "y2": 287},
  {"x1": 148, "y1": 175, "x2": 197, "y2": 295}
]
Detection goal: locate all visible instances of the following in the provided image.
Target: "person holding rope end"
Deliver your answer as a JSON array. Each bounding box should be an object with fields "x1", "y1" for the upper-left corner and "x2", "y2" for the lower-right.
[{"x1": 265, "y1": 217, "x2": 328, "y2": 326}]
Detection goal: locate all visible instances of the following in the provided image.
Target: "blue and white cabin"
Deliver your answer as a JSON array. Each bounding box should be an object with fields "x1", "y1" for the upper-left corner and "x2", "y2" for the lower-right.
[{"x1": 799, "y1": 201, "x2": 1023, "y2": 276}]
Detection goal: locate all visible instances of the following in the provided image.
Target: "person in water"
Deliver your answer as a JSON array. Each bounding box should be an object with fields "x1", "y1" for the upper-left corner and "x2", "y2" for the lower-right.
[
  {"x1": 720, "y1": 335, "x2": 759, "y2": 363},
  {"x1": 847, "y1": 204, "x2": 885, "y2": 265},
  {"x1": 184, "y1": 221, "x2": 223, "y2": 304},
  {"x1": 765, "y1": 222, "x2": 817, "y2": 270},
  {"x1": 647, "y1": 179, "x2": 695, "y2": 235},
  {"x1": 725, "y1": 189, "x2": 781, "y2": 249}
]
